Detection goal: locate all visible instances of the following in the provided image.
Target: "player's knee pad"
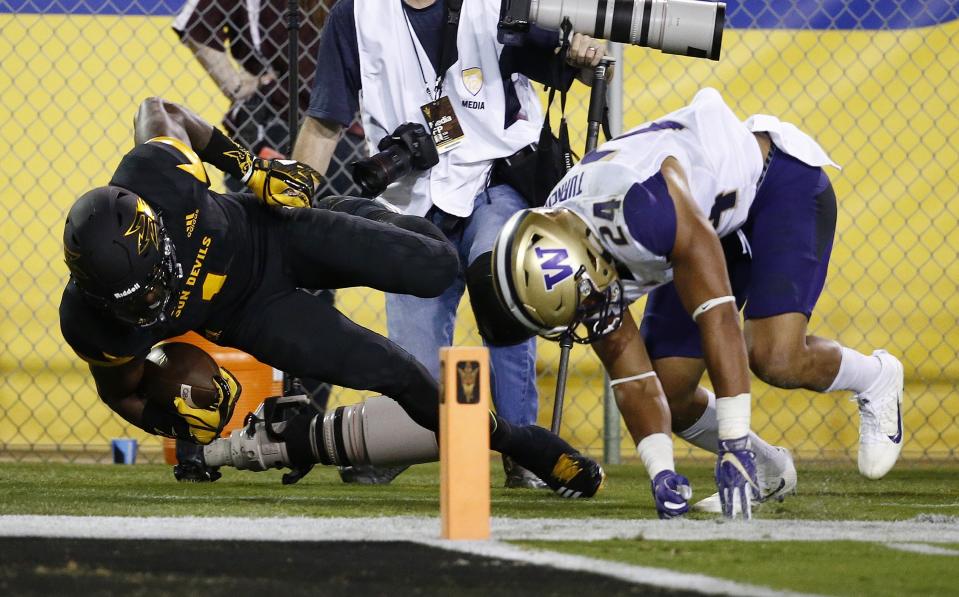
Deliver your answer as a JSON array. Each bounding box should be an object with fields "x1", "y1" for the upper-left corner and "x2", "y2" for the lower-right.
[
  {"x1": 466, "y1": 252, "x2": 535, "y2": 347},
  {"x1": 313, "y1": 195, "x2": 365, "y2": 213},
  {"x1": 320, "y1": 396, "x2": 438, "y2": 467},
  {"x1": 314, "y1": 195, "x2": 418, "y2": 231}
]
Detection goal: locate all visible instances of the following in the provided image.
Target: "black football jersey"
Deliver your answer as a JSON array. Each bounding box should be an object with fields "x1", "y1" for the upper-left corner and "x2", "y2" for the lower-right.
[{"x1": 59, "y1": 138, "x2": 262, "y2": 365}]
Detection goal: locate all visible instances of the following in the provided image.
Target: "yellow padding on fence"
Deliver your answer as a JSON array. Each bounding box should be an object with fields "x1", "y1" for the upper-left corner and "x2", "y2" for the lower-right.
[{"x1": 1, "y1": 14, "x2": 957, "y2": 459}]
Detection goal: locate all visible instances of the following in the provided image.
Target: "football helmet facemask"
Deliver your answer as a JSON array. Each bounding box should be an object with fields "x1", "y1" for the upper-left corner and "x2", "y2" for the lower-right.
[
  {"x1": 64, "y1": 186, "x2": 181, "y2": 327},
  {"x1": 492, "y1": 208, "x2": 624, "y2": 344}
]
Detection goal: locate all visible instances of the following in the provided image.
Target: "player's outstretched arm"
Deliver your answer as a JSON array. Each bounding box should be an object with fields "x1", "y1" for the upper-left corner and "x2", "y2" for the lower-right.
[
  {"x1": 592, "y1": 310, "x2": 670, "y2": 442},
  {"x1": 661, "y1": 157, "x2": 758, "y2": 518},
  {"x1": 663, "y1": 158, "x2": 749, "y2": 399},
  {"x1": 593, "y1": 310, "x2": 691, "y2": 518}
]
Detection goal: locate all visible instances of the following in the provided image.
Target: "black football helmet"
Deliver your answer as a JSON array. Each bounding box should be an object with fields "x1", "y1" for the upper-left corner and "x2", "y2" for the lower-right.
[{"x1": 63, "y1": 186, "x2": 181, "y2": 327}]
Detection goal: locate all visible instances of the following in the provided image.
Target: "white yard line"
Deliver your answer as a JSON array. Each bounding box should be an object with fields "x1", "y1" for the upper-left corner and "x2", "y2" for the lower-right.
[
  {"x1": 884, "y1": 543, "x2": 959, "y2": 556},
  {"x1": 0, "y1": 515, "x2": 827, "y2": 597},
  {"x1": 1, "y1": 515, "x2": 958, "y2": 543},
  {"x1": 879, "y1": 502, "x2": 959, "y2": 509},
  {"x1": 5, "y1": 516, "x2": 958, "y2": 596},
  {"x1": 420, "y1": 539, "x2": 817, "y2": 597}
]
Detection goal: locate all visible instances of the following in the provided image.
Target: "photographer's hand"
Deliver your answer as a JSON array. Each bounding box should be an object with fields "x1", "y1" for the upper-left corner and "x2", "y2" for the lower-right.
[{"x1": 565, "y1": 34, "x2": 612, "y2": 86}]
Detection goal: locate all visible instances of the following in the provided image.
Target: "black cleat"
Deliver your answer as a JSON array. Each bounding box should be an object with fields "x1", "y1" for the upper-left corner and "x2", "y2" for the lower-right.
[
  {"x1": 173, "y1": 438, "x2": 221, "y2": 482},
  {"x1": 173, "y1": 461, "x2": 222, "y2": 483},
  {"x1": 543, "y1": 451, "x2": 605, "y2": 498},
  {"x1": 510, "y1": 425, "x2": 605, "y2": 498}
]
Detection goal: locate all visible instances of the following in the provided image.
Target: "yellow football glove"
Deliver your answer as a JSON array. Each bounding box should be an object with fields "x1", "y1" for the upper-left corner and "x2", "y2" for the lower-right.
[
  {"x1": 172, "y1": 366, "x2": 242, "y2": 445},
  {"x1": 242, "y1": 157, "x2": 322, "y2": 209}
]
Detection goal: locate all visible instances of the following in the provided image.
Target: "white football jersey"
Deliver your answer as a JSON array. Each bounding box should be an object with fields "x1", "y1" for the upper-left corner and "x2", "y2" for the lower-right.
[{"x1": 545, "y1": 87, "x2": 834, "y2": 301}]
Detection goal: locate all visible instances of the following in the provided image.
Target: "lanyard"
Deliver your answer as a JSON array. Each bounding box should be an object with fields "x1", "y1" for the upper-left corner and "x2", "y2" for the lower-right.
[
  {"x1": 402, "y1": 0, "x2": 462, "y2": 102},
  {"x1": 403, "y1": 10, "x2": 442, "y2": 101}
]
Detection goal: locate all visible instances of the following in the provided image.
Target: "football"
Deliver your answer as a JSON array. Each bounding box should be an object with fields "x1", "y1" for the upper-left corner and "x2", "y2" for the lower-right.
[{"x1": 142, "y1": 342, "x2": 221, "y2": 410}]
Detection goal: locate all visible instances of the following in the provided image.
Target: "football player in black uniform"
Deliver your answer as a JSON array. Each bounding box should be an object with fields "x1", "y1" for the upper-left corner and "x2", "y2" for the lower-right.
[{"x1": 59, "y1": 97, "x2": 605, "y2": 497}]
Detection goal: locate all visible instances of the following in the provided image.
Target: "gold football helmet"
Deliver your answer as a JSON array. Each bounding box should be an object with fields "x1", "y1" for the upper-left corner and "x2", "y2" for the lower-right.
[{"x1": 492, "y1": 208, "x2": 624, "y2": 343}]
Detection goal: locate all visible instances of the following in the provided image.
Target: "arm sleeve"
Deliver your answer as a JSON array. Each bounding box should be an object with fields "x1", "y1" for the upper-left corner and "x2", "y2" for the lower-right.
[
  {"x1": 306, "y1": 1, "x2": 361, "y2": 127},
  {"x1": 500, "y1": 25, "x2": 577, "y2": 89},
  {"x1": 172, "y1": 0, "x2": 228, "y2": 50},
  {"x1": 622, "y1": 172, "x2": 678, "y2": 257}
]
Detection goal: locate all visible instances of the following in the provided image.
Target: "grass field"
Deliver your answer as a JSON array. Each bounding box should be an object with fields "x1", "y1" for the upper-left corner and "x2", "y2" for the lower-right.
[
  {"x1": 2, "y1": 460, "x2": 959, "y2": 520},
  {"x1": 524, "y1": 539, "x2": 959, "y2": 597},
  {"x1": 2, "y1": 460, "x2": 958, "y2": 595}
]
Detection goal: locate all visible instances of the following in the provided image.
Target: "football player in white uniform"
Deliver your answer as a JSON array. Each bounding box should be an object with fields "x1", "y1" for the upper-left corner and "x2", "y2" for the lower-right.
[{"x1": 492, "y1": 88, "x2": 905, "y2": 519}]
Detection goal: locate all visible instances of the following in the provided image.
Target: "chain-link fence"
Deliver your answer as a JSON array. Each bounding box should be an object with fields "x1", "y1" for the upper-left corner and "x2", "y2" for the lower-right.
[{"x1": 1, "y1": 1, "x2": 957, "y2": 464}]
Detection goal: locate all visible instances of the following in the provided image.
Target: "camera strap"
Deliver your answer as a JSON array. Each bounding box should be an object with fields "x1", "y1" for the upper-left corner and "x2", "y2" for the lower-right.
[
  {"x1": 549, "y1": 19, "x2": 576, "y2": 171},
  {"x1": 435, "y1": 0, "x2": 463, "y2": 98}
]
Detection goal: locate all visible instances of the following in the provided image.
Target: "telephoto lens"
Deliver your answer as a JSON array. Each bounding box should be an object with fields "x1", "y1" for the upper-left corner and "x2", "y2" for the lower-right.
[
  {"x1": 201, "y1": 436, "x2": 233, "y2": 467},
  {"x1": 518, "y1": 0, "x2": 725, "y2": 60}
]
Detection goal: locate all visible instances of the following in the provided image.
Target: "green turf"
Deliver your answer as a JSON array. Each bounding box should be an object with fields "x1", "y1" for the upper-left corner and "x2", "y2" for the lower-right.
[
  {"x1": 515, "y1": 539, "x2": 959, "y2": 597},
  {"x1": 3, "y1": 461, "x2": 958, "y2": 596},
  {"x1": 0, "y1": 460, "x2": 957, "y2": 520}
]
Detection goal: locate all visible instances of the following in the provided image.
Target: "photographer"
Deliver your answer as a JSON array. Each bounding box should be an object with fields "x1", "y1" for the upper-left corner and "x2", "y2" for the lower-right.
[
  {"x1": 293, "y1": 0, "x2": 605, "y2": 488},
  {"x1": 173, "y1": 0, "x2": 365, "y2": 198}
]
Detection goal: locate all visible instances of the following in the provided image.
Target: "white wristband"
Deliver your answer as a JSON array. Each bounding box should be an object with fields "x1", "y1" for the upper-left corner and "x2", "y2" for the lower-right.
[
  {"x1": 637, "y1": 433, "x2": 675, "y2": 479},
  {"x1": 609, "y1": 371, "x2": 657, "y2": 387},
  {"x1": 716, "y1": 393, "x2": 751, "y2": 440},
  {"x1": 692, "y1": 295, "x2": 736, "y2": 321}
]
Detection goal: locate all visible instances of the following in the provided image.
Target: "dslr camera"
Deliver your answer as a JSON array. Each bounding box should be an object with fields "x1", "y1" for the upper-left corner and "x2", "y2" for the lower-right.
[
  {"x1": 351, "y1": 122, "x2": 440, "y2": 197},
  {"x1": 499, "y1": 0, "x2": 725, "y2": 61}
]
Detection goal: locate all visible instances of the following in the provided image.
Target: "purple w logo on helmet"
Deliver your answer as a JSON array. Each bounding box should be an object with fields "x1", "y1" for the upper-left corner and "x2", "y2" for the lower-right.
[{"x1": 536, "y1": 247, "x2": 574, "y2": 291}]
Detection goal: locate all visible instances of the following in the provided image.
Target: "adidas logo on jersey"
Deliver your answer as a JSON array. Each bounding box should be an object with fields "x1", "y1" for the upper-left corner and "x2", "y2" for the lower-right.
[{"x1": 185, "y1": 210, "x2": 199, "y2": 238}]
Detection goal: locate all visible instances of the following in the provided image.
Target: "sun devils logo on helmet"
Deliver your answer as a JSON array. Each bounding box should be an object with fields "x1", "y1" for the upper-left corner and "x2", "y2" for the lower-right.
[
  {"x1": 124, "y1": 197, "x2": 160, "y2": 255},
  {"x1": 64, "y1": 186, "x2": 182, "y2": 327}
]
